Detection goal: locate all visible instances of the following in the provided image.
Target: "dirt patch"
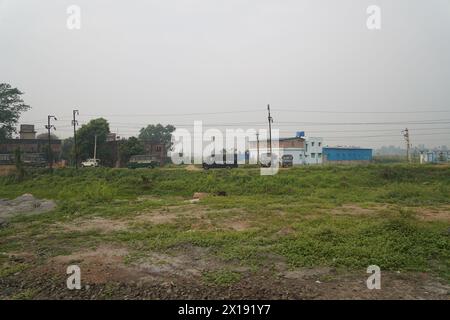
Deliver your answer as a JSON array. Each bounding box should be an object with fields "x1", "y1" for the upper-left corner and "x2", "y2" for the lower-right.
[
  {"x1": 130, "y1": 245, "x2": 235, "y2": 281},
  {"x1": 2, "y1": 241, "x2": 449, "y2": 300},
  {"x1": 414, "y1": 206, "x2": 450, "y2": 222},
  {"x1": 48, "y1": 245, "x2": 135, "y2": 284},
  {"x1": 136, "y1": 195, "x2": 163, "y2": 202},
  {"x1": 55, "y1": 205, "x2": 253, "y2": 233},
  {"x1": 56, "y1": 217, "x2": 128, "y2": 233},
  {"x1": 276, "y1": 226, "x2": 295, "y2": 236},
  {"x1": 185, "y1": 165, "x2": 202, "y2": 171},
  {"x1": 329, "y1": 204, "x2": 382, "y2": 216},
  {"x1": 328, "y1": 204, "x2": 450, "y2": 222},
  {"x1": 280, "y1": 267, "x2": 335, "y2": 280},
  {"x1": 0, "y1": 165, "x2": 16, "y2": 176},
  {"x1": 226, "y1": 220, "x2": 251, "y2": 231}
]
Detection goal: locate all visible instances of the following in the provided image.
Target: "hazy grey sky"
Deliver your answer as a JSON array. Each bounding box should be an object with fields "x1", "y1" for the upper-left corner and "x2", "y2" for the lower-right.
[{"x1": 1, "y1": 0, "x2": 450, "y2": 148}]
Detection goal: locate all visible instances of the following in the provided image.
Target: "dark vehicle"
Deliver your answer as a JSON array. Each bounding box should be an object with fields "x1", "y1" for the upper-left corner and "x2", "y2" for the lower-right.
[
  {"x1": 202, "y1": 153, "x2": 238, "y2": 169},
  {"x1": 281, "y1": 154, "x2": 294, "y2": 167},
  {"x1": 127, "y1": 155, "x2": 160, "y2": 169}
]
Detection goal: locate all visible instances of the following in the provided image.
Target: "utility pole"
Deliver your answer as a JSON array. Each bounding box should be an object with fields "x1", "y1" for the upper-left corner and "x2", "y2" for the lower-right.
[
  {"x1": 46, "y1": 115, "x2": 57, "y2": 170},
  {"x1": 256, "y1": 132, "x2": 260, "y2": 165},
  {"x1": 267, "y1": 104, "x2": 273, "y2": 155},
  {"x1": 72, "y1": 110, "x2": 79, "y2": 169},
  {"x1": 93, "y1": 134, "x2": 97, "y2": 160},
  {"x1": 402, "y1": 128, "x2": 411, "y2": 163}
]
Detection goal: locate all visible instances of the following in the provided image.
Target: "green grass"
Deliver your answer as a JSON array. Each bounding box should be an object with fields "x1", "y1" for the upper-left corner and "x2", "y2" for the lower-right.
[
  {"x1": 202, "y1": 269, "x2": 242, "y2": 285},
  {"x1": 0, "y1": 164, "x2": 449, "y2": 282}
]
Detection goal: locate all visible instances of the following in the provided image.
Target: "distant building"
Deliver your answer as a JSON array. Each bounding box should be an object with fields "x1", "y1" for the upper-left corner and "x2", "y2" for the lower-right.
[
  {"x1": 142, "y1": 141, "x2": 167, "y2": 164},
  {"x1": 0, "y1": 124, "x2": 62, "y2": 165},
  {"x1": 248, "y1": 136, "x2": 324, "y2": 165},
  {"x1": 19, "y1": 124, "x2": 37, "y2": 139},
  {"x1": 420, "y1": 151, "x2": 450, "y2": 164},
  {"x1": 323, "y1": 147, "x2": 372, "y2": 163}
]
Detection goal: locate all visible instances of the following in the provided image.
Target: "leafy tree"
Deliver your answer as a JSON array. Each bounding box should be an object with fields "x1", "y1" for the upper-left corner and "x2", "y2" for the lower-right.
[
  {"x1": 76, "y1": 118, "x2": 110, "y2": 161},
  {"x1": 138, "y1": 124, "x2": 175, "y2": 151},
  {"x1": 119, "y1": 137, "x2": 144, "y2": 164},
  {"x1": 61, "y1": 137, "x2": 74, "y2": 163},
  {"x1": 0, "y1": 83, "x2": 31, "y2": 141}
]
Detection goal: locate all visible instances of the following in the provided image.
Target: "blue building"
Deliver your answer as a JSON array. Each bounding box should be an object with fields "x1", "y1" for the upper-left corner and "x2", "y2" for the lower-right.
[{"x1": 323, "y1": 147, "x2": 372, "y2": 163}]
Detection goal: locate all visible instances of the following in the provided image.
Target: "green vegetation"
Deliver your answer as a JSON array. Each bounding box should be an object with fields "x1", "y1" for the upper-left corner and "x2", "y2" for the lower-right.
[
  {"x1": 203, "y1": 269, "x2": 242, "y2": 285},
  {"x1": 0, "y1": 164, "x2": 449, "y2": 283}
]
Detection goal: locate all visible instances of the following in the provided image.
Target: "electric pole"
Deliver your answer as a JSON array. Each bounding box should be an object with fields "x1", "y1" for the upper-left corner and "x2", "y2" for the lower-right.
[
  {"x1": 72, "y1": 110, "x2": 79, "y2": 169},
  {"x1": 402, "y1": 128, "x2": 411, "y2": 163},
  {"x1": 94, "y1": 134, "x2": 97, "y2": 160},
  {"x1": 46, "y1": 115, "x2": 57, "y2": 170},
  {"x1": 256, "y1": 132, "x2": 260, "y2": 165},
  {"x1": 267, "y1": 104, "x2": 273, "y2": 155}
]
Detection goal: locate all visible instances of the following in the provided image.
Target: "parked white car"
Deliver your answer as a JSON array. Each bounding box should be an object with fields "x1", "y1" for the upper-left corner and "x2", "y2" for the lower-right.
[{"x1": 81, "y1": 158, "x2": 99, "y2": 167}]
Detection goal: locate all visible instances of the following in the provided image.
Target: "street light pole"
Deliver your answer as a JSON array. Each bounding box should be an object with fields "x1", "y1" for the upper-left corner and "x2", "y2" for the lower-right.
[
  {"x1": 72, "y1": 110, "x2": 79, "y2": 169},
  {"x1": 45, "y1": 115, "x2": 57, "y2": 170}
]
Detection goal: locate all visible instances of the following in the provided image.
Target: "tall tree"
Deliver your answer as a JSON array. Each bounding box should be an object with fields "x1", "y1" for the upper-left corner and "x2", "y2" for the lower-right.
[
  {"x1": 76, "y1": 118, "x2": 110, "y2": 162},
  {"x1": 61, "y1": 137, "x2": 74, "y2": 163},
  {"x1": 0, "y1": 84, "x2": 31, "y2": 141},
  {"x1": 138, "y1": 124, "x2": 175, "y2": 150},
  {"x1": 119, "y1": 137, "x2": 144, "y2": 164}
]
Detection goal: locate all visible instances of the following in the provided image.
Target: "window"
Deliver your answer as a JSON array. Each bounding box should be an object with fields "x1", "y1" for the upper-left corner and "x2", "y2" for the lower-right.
[
  {"x1": 311, "y1": 153, "x2": 316, "y2": 158},
  {"x1": 318, "y1": 153, "x2": 322, "y2": 158},
  {"x1": 318, "y1": 142, "x2": 321, "y2": 147},
  {"x1": 156, "y1": 146, "x2": 162, "y2": 152},
  {"x1": 311, "y1": 142, "x2": 315, "y2": 147}
]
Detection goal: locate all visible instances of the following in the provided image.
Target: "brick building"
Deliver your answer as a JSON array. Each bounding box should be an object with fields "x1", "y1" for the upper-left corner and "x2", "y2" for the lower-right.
[{"x1": 0, "y1": 124, "x2": 62, "y2": 162}]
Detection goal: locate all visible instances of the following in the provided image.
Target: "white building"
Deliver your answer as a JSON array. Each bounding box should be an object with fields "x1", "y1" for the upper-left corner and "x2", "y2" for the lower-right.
[{"x1": 248, "y1": 136, "x2": 323, "y2": 165}]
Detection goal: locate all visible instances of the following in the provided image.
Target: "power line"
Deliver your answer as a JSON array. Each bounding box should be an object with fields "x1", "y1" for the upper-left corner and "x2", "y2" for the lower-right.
[{"x1": 272, "y1": 108, "x2": 450, "y2": 114}]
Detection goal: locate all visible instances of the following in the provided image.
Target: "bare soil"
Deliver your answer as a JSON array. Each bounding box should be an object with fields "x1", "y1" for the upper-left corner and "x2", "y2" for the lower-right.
[
  {"x1": 1, "y1": 203, "x2": 449, "y2": 300},
  {"x1": 1, "y1": 243, "x2": 448, "y2": 300}
]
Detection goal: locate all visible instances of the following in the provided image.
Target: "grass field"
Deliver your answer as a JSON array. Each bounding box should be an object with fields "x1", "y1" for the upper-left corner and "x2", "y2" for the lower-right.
[{"x1": 0, "y1": 164, "x2": 449, "y2": 299}]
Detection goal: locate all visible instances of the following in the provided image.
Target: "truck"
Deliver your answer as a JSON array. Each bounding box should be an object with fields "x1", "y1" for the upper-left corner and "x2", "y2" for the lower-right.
[
  {"x1": 127, "y1": 155, "x2": 160, "y2": 169},
  {"x1": 81, "y1": 158, "x2": 100, "y2": 167},
  {"x1": 281, "y1": 154, "x2": 294, "y2": 167}
]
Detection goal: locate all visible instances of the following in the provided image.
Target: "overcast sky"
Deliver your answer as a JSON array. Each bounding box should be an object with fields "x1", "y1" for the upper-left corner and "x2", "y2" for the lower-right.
[{"x1": 1, "y1": 0, "x2": 449, "y2": 148}]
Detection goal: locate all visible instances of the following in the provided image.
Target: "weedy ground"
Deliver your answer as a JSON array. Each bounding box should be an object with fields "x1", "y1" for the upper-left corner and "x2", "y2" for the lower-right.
[{"x1": 0, "y1": 164, "x2": 449, "y2": 299}]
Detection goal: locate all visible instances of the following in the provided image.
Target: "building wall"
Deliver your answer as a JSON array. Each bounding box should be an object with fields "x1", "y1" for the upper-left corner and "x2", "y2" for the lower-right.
[
  {"x1": 249, "y1": 147, "x2": 305, "y2": 165},
  {"x1": 323, "y1": 147, "x2": 372, "y2": 163},
  {"x1": 279, "y1": 138, "x2": 305, "y2": 149},
  {"x1": 0, "y1": 139, "x2": 61, "y2": 154},
  {"x1": 248, "y1": 137, "x2": 323, "y2": 165},
  {"x1": 420, "y1": 151, "x2": 450, "y2": 163},
  {"x1": 304, "y1": 137, "x2": 323, "y2": 164},
  {"x1": 19, "y1": 124, "x2": 36, "y2": 140},
  {"x1": 142, "y1": 141, "x2": 166, "y2": 163},
  {"x1": 248, "y1": 137, "x2": 305, "y2": 149}
]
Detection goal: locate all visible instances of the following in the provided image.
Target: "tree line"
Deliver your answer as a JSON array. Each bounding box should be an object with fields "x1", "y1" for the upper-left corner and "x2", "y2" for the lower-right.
[
  {"x1": 1, "y1": 83, "x2": 175, "y2": 167},
  {"x1": 61, "y1": 119, "x2": 175, "y2": 166}
]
